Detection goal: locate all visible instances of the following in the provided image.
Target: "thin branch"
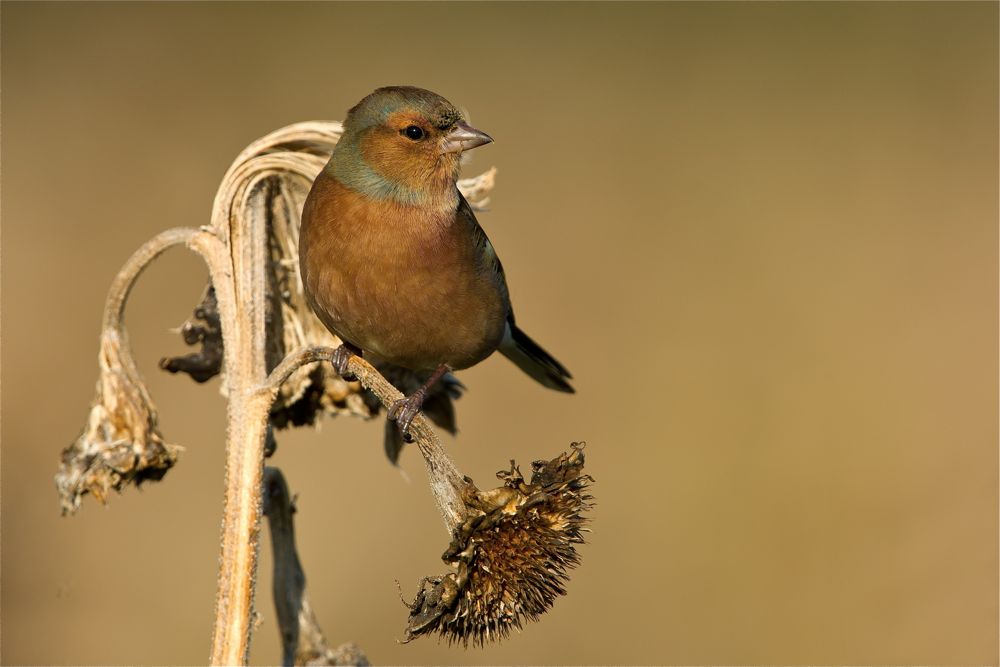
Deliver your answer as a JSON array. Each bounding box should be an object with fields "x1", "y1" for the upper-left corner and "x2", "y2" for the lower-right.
[
  {"x1": 259, "y1": 346, "x2": 471, "y2": 533},
  {"x1": 259, "y1": 346, "x2": 339, "y2": 395}
]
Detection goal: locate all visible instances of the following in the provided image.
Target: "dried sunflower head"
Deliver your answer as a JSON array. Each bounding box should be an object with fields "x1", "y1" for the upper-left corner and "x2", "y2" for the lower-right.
[
  {"x1": 404, "y1": 443, "x2": 593, "y2": 646},
  {"x1": 57, "y1": 329, "x2": 180, "y2": 514}
]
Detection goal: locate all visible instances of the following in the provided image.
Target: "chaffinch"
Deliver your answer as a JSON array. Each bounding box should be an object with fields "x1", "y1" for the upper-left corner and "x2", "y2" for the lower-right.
[{"x1": 299, "y1": 86, "x2": 572, "y2": 440}]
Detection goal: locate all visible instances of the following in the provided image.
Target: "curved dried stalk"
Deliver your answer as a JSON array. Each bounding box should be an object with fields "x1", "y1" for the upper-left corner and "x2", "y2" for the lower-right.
[
  {"x1": 207, "y1": 153, "x2": 327, "y2": 666},
  {"x1": 57, "y1": 227, "x2": 214, "y2": 513}
]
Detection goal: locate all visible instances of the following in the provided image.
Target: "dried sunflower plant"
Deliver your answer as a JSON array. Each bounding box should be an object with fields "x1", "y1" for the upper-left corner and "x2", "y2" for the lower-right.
[{"x1": 57, "y1": 121, "x2": 593, "y2": 666}]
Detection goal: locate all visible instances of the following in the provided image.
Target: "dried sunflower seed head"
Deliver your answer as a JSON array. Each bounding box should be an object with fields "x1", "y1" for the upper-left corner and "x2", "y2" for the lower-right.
[
  {"x1": 57, "y1": 329, "x2": 181, "y2": 515},
  {"x1": 404, "y1": 443, "x2": 593, "y2": 646}
]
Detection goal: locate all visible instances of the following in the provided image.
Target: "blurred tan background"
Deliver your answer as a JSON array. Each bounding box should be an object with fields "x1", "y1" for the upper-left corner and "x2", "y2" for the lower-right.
[{"x1": 2, "y1": 2, "x2": 997, "y2": 665}]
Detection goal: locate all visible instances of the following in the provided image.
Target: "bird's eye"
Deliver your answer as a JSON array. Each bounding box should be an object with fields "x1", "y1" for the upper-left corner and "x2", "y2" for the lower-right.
[{"x1": 403, "y1": 125, "x2": 425, "y2": 141}]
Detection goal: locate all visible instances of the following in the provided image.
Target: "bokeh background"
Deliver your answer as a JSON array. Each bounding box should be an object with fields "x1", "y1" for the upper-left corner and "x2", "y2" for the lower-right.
[{"x1": 2, "y1": 2, "x2": 997, "y2": 665}]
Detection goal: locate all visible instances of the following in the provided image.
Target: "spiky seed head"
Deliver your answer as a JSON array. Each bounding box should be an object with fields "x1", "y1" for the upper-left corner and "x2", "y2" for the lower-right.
[{"x1": 404, "y1": 443, "x2": 593, "y2": 646}]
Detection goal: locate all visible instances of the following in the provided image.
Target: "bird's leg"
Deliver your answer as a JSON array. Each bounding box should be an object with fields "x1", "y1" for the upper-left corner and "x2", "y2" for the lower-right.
[
  {"x1": 388, "y1": 363, "x2": 451, "y2": 443},
  {"x1": 330, "y1": 341, "x2": 362, "y2": 381}
]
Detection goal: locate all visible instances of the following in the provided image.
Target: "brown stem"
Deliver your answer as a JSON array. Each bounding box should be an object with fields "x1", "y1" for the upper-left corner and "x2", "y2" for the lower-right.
[
  {"x1": 263, "y1": 467, "x2": 305, "y2": 666},
  {"x1": 207, "y1": 180, "x2": 272, "y2": 665},
  {"x1": 263, "y1": 466, "x2": 370, "y2": 667}
]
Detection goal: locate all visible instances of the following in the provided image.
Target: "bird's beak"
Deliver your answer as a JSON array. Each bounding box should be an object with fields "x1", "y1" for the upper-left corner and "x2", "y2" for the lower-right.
[{"x1": 440, "y1": 121, "x2": 493, "y2": 154}]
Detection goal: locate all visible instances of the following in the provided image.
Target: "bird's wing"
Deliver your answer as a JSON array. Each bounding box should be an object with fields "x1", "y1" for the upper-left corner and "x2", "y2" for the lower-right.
[
  {"x1": 457, "y1": 193, "x2": 574, "y2": 392},
  {"x1": 457, "y1": 192, "x2": 511, "y2": 310}
]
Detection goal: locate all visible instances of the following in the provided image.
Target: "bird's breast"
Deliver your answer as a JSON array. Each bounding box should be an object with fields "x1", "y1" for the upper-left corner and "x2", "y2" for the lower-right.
[{"x1": 300, "y1": 171, "x2": 507, "y2": 370}]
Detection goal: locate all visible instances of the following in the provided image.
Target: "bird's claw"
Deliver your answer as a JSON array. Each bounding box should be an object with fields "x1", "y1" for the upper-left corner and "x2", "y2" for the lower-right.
[
  {"x1": 388, "y1": 390, "x2": 427, "y2": 443},
  {"x1": 330, "y1": 343, "x2": 357, "y2": 381}
]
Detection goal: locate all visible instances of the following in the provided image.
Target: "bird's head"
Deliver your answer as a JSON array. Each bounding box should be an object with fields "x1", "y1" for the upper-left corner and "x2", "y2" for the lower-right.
[{"x1": 331, "y1": 86, "x2": 493, "y2": 207}]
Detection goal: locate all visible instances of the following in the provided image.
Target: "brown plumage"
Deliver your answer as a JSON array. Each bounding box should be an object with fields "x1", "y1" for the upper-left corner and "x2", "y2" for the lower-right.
[
  {"x1": 301, "y1": 174, "x2": 508, "y2": 371},
  {"x1": 299, "y1": 86, "x2": 572, "y2": 440}
]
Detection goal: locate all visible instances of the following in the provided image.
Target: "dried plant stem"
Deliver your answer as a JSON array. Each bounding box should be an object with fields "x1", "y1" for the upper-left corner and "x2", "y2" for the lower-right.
[
  {"x1": 263, "y1": 466, "x2": 309, "y2": 666},
  {"x1": 90, "y1": 221, "x2": 264, "y2": 664},
  {"x1": 263, "y1": 466, "x2": 369, "y2": 667},
  {"x1": 212, "y1": 390, "x2": 270, "y2": 664},
  {"x1": 261, "y1": 346, "x2": 471, "y2": 532},
  {"x1": 213, "y1": 337, "x2": 469, "y2": 664},
  {"x1": 102, "y1": 227, "x2": 205, "y2": 329},
  {"x1": 205, "y1": 187, "x2": 270, "y2": 665},
  {"x1": 102, "y1": 133, "x2": 339, "y2": 664}
]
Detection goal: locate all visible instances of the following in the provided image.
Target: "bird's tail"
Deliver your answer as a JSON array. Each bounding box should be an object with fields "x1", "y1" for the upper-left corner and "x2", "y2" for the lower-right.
[{"x1": 499, "y1": 324, "x2": 574, "y2": 393}]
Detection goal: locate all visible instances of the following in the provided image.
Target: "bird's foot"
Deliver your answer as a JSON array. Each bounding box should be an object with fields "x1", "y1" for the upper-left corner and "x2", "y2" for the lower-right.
[
  {"x1": 388, "y1": 389, "x2": 428, "y2": 443},
  {"x1": 386, "y1": 363, "x2": 452, "y2": 443},
  {"x1": 331, "y1": 342, "x2": 360, "y2": 381}
]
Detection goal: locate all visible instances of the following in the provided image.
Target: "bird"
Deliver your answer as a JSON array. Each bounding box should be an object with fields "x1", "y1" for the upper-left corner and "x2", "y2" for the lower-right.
[{"x1": 299, "y1": 86, "x2": 573, "y2": 443}]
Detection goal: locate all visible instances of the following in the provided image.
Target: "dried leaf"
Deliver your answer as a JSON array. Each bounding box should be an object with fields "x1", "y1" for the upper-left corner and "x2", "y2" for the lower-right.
[{"x1": 160, "y1": 285, "x2": 224, "y2": 383}]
